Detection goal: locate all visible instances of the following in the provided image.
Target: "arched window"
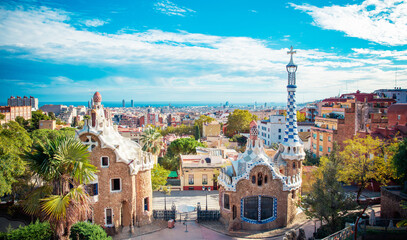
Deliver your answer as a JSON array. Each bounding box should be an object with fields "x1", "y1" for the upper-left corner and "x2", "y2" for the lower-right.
[
  {"x1": 264, "y1": 175, "x2": 268, "y2": 184},
  {"x1": 293, "y1": 147, "x2": 296, "y2": 153},
  {"x1": 288, "y1": 147, "x2": 291, "y2": 153},
  {"x1": 232, "y1": 205, "x2": 237, "y2": 219},
  {"x1": 252, "y1": 175, "x2": 256, "y2": 184},
  {"x1": 293, "y1": 162, "x2": 296, "y2": 169},
  {"x1": 292, "y1": 190, "x2": 296, "y2": 199},
  {"x1": 257, "y1": 173, "x2": 263, "y2": 186}
]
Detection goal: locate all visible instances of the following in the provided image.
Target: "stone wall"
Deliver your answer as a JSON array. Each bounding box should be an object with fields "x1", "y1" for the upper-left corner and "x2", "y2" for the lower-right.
[
  {"x1": 381, "y1": 186, "x2": 407, "y2": 219},
  {"x1": 219, "y1": 165, "x2": 297, "y2": 231},
  {"x1": 136, "y1": 169, "x2": 153, "y2": 226}
]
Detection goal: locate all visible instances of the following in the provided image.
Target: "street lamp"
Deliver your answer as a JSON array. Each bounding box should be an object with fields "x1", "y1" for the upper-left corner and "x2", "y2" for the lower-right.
[{"x1": 202, "y1": 186, "x2": 211, "y2": 210}]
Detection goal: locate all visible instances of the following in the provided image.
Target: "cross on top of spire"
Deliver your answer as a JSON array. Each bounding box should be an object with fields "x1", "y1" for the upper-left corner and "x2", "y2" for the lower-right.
[{"x1": 287, "y1": 46, "x2": 296, "y2": 56}]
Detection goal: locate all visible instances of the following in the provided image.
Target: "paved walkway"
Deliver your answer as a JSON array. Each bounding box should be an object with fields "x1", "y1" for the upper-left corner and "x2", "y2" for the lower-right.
[
  {"x1": 153, "y1": 190, "x2": 220, "y2": 211},
  {"x1": 124, "y1": 221, "x2": 245, "y2": 240}
]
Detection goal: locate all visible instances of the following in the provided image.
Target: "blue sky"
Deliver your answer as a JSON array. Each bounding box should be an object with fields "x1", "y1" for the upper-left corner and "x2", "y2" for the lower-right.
[{"x1": 0, "y1": 0, "x2": 406, "y2": 103}]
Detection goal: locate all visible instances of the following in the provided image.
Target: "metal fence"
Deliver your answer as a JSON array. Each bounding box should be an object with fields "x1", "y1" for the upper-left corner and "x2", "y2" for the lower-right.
[
  {"x1": 197, "y1": 203, "x2": 220, "y2": 221},
  {"x1": 153, "y1": 209, "x2": 176, "y2": 221},
  {"x1": 153, "y1": 203, "x2": 177, "y2": 221}
]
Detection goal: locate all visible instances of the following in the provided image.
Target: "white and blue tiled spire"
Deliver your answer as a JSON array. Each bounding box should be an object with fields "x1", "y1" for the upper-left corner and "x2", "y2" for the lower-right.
[{"x1": 283, "y1": 46, "x2": 300, "y2": 145}]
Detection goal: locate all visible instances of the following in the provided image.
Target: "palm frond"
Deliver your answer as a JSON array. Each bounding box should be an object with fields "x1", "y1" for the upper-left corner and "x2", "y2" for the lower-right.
[
  {"x1": 22, "y1": 185, "x2": 53, "y2": 216},
  {"x1": 41, "y1": 194, "x2": 70, "y2": 221}
]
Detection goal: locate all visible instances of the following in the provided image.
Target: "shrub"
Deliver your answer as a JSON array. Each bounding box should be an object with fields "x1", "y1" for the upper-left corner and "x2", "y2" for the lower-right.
[
  {"x1": 6, "y1": 220, "x2": 52, "y2": 240},
  {"x1": 70, "y1": 222, "x2": 112, "y2": 240}
]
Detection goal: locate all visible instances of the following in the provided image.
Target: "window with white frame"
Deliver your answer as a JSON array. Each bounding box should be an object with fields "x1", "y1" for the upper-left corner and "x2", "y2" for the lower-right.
[
  {"x1": 101, "y1": 156, "x2": 109, "y2": 167},
  {"x1": 105, "y1": 208, "x2": 113, "y2": 226}
]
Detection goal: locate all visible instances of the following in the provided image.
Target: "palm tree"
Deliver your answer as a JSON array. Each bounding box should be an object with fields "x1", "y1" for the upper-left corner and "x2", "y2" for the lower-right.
[
  {"x1": 24, "y1": 136, "x2": 97, "y2": 239},
  {"x1": 141, "y1": 127, "x2": 163, "y2": 155}
]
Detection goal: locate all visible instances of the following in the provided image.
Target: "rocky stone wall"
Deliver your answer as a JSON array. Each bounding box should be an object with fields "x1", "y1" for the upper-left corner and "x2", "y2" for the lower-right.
[{"x1": 381, "y1": 186, "x2": 407, "y2": 219}]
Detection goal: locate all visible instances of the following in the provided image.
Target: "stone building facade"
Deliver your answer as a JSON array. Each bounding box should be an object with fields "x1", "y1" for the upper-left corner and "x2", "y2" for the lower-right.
[
  {"x1": 218, "y1": 47, "x2": 304, "y2": 231},
  {"x1": 76, "y1": 92, "x2": 154, "y2": 231}
]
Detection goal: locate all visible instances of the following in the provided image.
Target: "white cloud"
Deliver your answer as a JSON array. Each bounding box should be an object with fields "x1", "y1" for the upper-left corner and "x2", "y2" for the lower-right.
[
  {"x1": 0, "y1": 5, "x2": 406, "y2": 102},
  {"x1": 291, "y1": 0, "x2": 407, "y2": 46},
  {"x1": 154, "y1": 0, "x2": 195, "y2": 17},
  {"x1": 84, "y1": 19, "x2": 108, "y2": 27}
]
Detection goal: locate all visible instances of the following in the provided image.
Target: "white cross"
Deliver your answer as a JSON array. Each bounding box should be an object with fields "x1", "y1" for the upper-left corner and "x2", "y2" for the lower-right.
[{"x1": 83, "y1": 135, "x2": 98, "y2": 152}]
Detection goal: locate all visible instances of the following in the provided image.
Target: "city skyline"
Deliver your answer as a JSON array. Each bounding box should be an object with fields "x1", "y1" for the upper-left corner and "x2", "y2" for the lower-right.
[{"x1": 1, "y1": 0, "x2": 406, "y2": 103}]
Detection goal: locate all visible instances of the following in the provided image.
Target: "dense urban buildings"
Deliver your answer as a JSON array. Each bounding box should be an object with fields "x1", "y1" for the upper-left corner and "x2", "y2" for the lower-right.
[
  {"x1": 7, "y1": 96, "x2": 38, "y2": 110},
  {"x1": 310, "y1": 91, "x2": 396, "y2": 157},
  {"x1": 0, "y1": 105, "x2": 32, "y2": 123},
  {"x1": 374, "y1": 88, "x2": 407, "y2": 103}
]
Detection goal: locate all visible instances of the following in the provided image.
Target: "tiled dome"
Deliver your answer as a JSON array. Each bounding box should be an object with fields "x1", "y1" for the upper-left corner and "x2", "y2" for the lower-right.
[{"x1": 93, "y1": 91, "x2": 102, "y2": 103}]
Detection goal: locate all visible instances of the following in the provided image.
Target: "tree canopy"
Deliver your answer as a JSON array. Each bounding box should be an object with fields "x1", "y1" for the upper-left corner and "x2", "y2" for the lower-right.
[
  {"x1": 30, "y1": 110, "x2": 50, "y2": 130},
  {"x1": 166, "y1": 137, "x2": 205, "y2": 157},
  {"x1": 24, "y1": 136, "x2": 97, "y2": 239},
  {"x1": 301, "y1": 145, "x2": 356, "y2": 234},
  {"x1": 151, "y1": 164, "x2": 170, "y2": 190},
  {"x1": 160, "y1": 124, "x2": 195, "y2": 137},
  {"x1": 30, "y1": 128, "x2": 75, "y2": 145},
  {"x1": 226, "y1": 109, "x2": 257, "y2": 137},
  {"x1": 0, "y1": 121, "x2": 33, "y2": 197},
  {"x1": 392, "y1": 138, "x2": 407, "y2": 185},
  {"x1": 141, "y1": 127, "x2": 163, "y2": 155},
  {"x1": 339, "y1": 135, "x2": 397, "y2": 200}
]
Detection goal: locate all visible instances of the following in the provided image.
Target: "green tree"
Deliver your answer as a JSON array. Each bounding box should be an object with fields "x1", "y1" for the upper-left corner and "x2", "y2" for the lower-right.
[
  {"x1": 24, "y1": 136, "x2": 97, "y2": 239},
  {"x1": 151, "y1": 164, "x2": 170, "y2": 190},
  {"x1": 159, "y1": 155, "x2": 180, "y2": 171},
  {"x1": 300, "y1": 146, "x2": 356, "y2": 235},
  {"x1": 0, "y1": 113, "x2": 5, "y2": 120},
  {"x1": 15, "y1": 116, "x2": 30, "y2": 129},
  {"x1": 0, "y1": 121, "x2": 33, "y2": 197},
  {"x1": 392, "y1": 138, "x2": 407, "y2": 188},
  {"x1": 167, "y1": 137, "x2": 205, "y2": 157},
  {"x1": 141, "y1": 128, "x2": 163, "y2": 155},
  {"x1": 30, "y1": 110, "x2": 50, "y2": 130},
  {"x1": 160, "y1": 125, "x2": 195, "y2": 137},
  {"x1": 48, "y1": 112, "x2": 57, "y2": 120},
  {"x1": 226, "y1": 109, "x2": 257, "y2": 137},
  {"x1": 30, "y1": 128, "x2": 76, "y2": 145},
  {"x1": 229, "y1": 134, "x2": 247, "y2": 146},
  {"x1": 69, "y1": 221, "x2": 112, "y2": 240},
  {"x1": 304, "y1": 149, "x2": 320, "y2": 166}
]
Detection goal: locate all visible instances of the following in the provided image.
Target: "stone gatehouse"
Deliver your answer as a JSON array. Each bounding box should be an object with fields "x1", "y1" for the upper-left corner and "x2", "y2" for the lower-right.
[{"x1": 76, "y1": 92, "x2": 154, "y2": 230}]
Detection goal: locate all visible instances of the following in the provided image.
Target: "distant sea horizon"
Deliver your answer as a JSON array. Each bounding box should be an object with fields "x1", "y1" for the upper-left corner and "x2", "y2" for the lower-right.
[{"x1": 1, "y1": 101, "x2": 289, "y2": 108}]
